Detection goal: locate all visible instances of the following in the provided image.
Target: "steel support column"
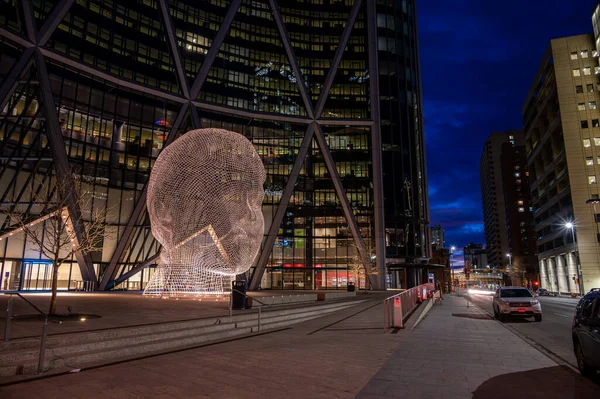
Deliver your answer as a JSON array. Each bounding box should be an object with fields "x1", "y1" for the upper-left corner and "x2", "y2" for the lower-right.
[
  {"x1": 248, "y1": 123, "x2": 316, "y2": 290},
  {"x1": 99, "y1": 102, "x2": 191, "y2": 290},
  {"x1": 189, "y1": 104, "x2": 201, "y2": 129},
  {"x1": 34, "y1": 50, "x2": 97, "y2": 286},
  {"x1": 313, "y1": 124, "x2": 376, "y2": 290},
  {"x1": 20, "y1": 0, "x2": 37, "y2": 43},
  {"x1": 314, "y1": 0, "x2": 361, "y2": 118},
  {"x1": 36, "y1": 0, "x2": 76, "y2": 46},
  {"x1": 0, "y1": 47, "x2": 35, "y2": 113},
  {"x1": 366, "y1": 0, "x2": 386, "y2": 290},
  {"x1": 268, "y1": 0, "x2": 314, "y2": 119},
  {"x1": 158, "y1": 0, "x2": 190, "y2": 99},
  {"x1": 190, "y1": 0, "x2": 242, "y2": 99},
  {"x1": 107, "y1": 253, "x2": 160, "y2": 290}
]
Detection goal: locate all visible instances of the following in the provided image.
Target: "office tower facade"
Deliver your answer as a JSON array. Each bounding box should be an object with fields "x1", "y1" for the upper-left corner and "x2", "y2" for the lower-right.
[
  {"x1": 0, "y1": 0, "x2": 428, "y2": 291},
  {"x1": 523, "y1": 33, "x2": 600, "y2": 294},
  {"x1": 430, "y1": 224, "x2": 444, "y2": 249}
]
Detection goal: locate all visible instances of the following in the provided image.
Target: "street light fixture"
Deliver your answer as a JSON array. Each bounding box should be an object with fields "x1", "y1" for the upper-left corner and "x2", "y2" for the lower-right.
[
  {"x1": 506, "y1": 253, "x2": 513, "y2": 285},
  {"x1": 565, "y1": 221, "x2": 583, "y2": 295}
]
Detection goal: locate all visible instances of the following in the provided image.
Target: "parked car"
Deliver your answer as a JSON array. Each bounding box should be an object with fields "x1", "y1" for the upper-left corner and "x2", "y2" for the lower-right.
[
  {"x1": 493, "y1": 287, "x2": 542, "y2": 322},
  {"x1": 537, "y1": 288, "x2": 550, "y2": 296},
  {"x1": 572, "y1": 288, "x2": 600, "y2": 377}
]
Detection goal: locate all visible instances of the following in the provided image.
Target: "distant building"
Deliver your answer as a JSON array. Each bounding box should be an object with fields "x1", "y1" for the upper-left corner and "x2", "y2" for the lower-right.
[
  {"x1": 463, "y1": 243, "x2": 483, "y2": 269},
  {"x1": 523, "y1": 32, "x2": 600, "y2": 294},
  {"x1": 479, "y1": 132, "x2": 522, "y2": 268},
  {"x1": 431, "y1": 225, "x2": 445, "y2": 249}
]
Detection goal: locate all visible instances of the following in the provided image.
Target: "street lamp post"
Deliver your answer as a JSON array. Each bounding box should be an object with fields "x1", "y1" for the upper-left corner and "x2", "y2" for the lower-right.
[
  {"x1": 565, "y1": 222, "x2": 583, "y2": 295},
  {"x1": 506, "y1": 253, "x2": 512, "y2": 285},
  {"x1": 450, "y1": 246, "x2": 456, "y2": 292}
]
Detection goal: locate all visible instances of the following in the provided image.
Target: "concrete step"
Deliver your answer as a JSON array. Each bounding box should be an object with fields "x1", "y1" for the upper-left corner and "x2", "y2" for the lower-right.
[
  {"x1": 0, "y1": 299, "x2": 361, "y2": 352},
  {"x1": 0, "y1": 300, "x2": 362, "y2": 377}
]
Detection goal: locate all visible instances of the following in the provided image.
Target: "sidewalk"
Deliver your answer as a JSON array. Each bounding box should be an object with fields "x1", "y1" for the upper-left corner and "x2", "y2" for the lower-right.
[{"x1": 357, "y1": 294, "x2": 600, "y2": 399}]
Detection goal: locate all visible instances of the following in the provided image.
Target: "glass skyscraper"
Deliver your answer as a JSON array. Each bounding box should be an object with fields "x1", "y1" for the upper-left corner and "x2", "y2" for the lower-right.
[{"x1": 0, "y1": 0, "x2": 429, "y2": 292}]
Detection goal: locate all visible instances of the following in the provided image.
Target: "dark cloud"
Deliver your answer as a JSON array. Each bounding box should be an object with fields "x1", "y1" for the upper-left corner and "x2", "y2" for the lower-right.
[{"x1": 420, "y1": 0, "x2": 595, "y2": 249}]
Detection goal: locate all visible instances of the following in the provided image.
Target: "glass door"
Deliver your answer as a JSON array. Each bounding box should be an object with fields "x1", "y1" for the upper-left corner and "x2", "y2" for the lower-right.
[{"x1": 20, "y1": 261, "x2": 53, "y2": 290}]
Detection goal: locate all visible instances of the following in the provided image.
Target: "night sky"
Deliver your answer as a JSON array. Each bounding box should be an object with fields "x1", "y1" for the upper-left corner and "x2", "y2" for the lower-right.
[{"x1": 418, "y1": 0, "x2": 596, "y2": 260}]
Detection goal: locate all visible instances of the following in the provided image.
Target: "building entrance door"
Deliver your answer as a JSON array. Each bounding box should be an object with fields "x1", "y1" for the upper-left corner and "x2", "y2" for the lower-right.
[{"x1": 20, "y1": 260, "x2": 53, "y2": 290}]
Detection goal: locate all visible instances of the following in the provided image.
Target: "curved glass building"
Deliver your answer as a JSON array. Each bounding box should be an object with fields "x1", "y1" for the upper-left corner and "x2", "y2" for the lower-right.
[{"x1": 0, "y1": 0, "x2": 429, "y2": 292}]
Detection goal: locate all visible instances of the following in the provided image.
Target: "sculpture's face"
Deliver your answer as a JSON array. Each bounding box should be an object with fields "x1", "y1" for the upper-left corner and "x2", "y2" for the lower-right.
[{"x1": 147, "y1": 129, "x2": 266, "y2": 275}]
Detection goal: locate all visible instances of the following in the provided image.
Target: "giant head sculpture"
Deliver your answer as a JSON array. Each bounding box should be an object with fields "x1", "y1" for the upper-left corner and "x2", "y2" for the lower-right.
[{"x1": 143, "y1": 128, "x2": 266, "y2": 296}]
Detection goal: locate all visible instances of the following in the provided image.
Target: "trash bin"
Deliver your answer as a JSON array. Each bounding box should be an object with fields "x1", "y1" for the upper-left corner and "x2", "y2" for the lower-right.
[
  {"x1": 347, "y1": 282, "x2": 355, "y2": 292},
  {"x1": 231, "y1": 280, "x2": 247, "y2": 310}
]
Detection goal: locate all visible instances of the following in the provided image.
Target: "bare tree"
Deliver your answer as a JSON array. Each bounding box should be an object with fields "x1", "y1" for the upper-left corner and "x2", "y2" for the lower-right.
[
  {"x1": 348, "y1": 241, "x2": 379, "y2": 291},
  {"x1": 4, "y1": 176, "x2": 109, "y2": 315}
]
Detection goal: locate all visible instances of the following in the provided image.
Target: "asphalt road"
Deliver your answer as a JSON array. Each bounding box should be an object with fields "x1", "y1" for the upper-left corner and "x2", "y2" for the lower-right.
[{"x1": 468, "y1": 293, "x2": 579, "y2": 367}]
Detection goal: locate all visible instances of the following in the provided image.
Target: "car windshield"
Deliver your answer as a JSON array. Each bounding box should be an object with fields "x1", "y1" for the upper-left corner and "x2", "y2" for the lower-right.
[{"x1": 500, "y1": 289, "x2": 533, "y2": 298}]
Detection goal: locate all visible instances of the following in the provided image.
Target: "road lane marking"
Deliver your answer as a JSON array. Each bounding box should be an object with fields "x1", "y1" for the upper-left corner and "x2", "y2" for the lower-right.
[{"x1": 553, "y1": 312, "x2": 571, "y2": 318}]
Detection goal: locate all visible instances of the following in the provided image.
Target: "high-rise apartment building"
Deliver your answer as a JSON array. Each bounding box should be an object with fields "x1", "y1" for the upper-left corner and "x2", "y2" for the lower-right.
[
  {"x1": 0, "y1": 0, "x2": 429, "y2": 292},
  {"x1": 480, "y1": 132, "x2": 521, "y2": 268},
  {"x1": 430, "y1": 224, "x2": 445, "y2": 249},
  {"x1": 479, "y1": 131, "x2": 537, "y2": 283},
  {"x1": 523, "y1": 33, "x2": 600, "y2": 294}
]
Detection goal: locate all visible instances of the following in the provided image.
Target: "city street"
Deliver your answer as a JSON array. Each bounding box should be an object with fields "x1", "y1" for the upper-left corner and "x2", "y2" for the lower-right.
[{"x1": 468, "y1": 293, "x2": 579, "y2": 367}]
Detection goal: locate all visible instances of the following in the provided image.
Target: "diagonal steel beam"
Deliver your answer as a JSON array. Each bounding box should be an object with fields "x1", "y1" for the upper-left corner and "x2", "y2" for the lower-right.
[
  {"x1": 248, "y1": 122, "x2": 316, "y2": 290},
  {"x1": 34, "y1": 49, "x2": 98, "y2": 286},
  {"x1": 106, "y1": 253, "x2": 160, "y2": 290},
  {"x1": 190, "y1": 0, "x2": 241, "y2": 99},
  {"x1": 190, "y1": 104, "x2": 201, "y2": 129},
  {"x1": 36, "y1": 0, "x2": 75, "y2": 46},
  {"x1": 313, "y1": 124, "x2": 376, "y2": 289},
  {"x1": 314, "y1": 0, "x2": 362, "y2": 119},
  {"x1": 99, "y1": 102, "x2": 191, "y2": 290},
  {"x1": 0, "y1": 47, "x2": 35, "y2": 113},
  {"x1": 268, "y1": 0, "x2": 314, "y2": 119},
  {"x1": 158, "y1": 0, "x2": 190, "y2": 99},
  {"x1": 366, "y1": 0, "x2": 386, "y2": 290},
  {"x1": 20, "y1": 0, "x2": 37, "y2": 43}
]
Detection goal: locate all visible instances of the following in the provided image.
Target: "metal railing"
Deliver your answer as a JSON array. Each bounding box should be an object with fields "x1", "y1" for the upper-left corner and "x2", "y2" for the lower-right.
[
  {"x1": 3, "y1": 292, "x2": 49, "y2": 374},
  {"x1": 228, "y1": 289, "x2": 270, "y2": 332},
  {"x1": 383, "y1": 283, "x2": 434, "y2": 331}
]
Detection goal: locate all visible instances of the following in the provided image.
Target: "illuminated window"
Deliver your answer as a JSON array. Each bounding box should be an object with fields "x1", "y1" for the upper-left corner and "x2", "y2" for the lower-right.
[
  {"x1": 515, "y1": 172, "x2": 520, "y2": 177},
  {"x1": 509, "y1": 135, "x2": 514, "y2": 139},
  {"x1": 514, "y1": 165, "x2": 520, "y2": 170},
  {"x1": 595, "y1": 50, "x2": 600, "y2": 57},
  {"x1": 576, "y1": 85, "x2": 584, "y2": 93},
  {"x1": 518, "y1": 200, "x2": 524, "y2": 205},
  {"x1": 579, "y1": 103, "x2": 586, "y2": 111},
  {"x1": 518, "y1": 207, "x2": 525, "y2": 212},
  {"x1": 591, "y1": 101, "x2": 598, "y2": 110},
  {"x1": 588, "y1": 84, "x2": 595, "y2": 93},
  {"x1": 573, "y1": 69, "x2": 581, "y2": 77},
  {"x1": 582, "y1": 120, "x2": 589, "y2": 129},
  {"x1": 584, "y1": 67, "x2": 592, "y2": 75},
  {"x1": 596, "y1": 67, "x2": 600, "y2": 75},
  {"x1": 594, "y1": 137, "x2": 600, "y2": 146},
  {"x1": 589, "y1": 175, "x2": 597, "y2": 184},
  {"x1": 587, "y1": 156, "x2": 594, "y2": 166},
  {"x1": 582, "y1": 50, "x2": 589, "y2": 58},
  {"x1": 583, "y1": 139, "x2": 591, "y2": 147},
  {"x1": 571, "y1": 52, "x2": 578, "y2": 60}
]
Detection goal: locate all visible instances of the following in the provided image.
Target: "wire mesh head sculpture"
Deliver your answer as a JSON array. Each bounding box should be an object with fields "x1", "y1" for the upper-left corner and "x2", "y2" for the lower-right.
[{"x1": 143, "y1": 128, "x2": 266, "y2": 297}]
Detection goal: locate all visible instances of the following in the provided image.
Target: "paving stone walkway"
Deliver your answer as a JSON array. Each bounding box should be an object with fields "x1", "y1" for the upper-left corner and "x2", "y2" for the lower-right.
[
  {"x1": 356, "y1": 294, "x2": 600, "y2": 399},
  {"x1": 1, "y1": 294, "x2": 599, "y2": 398}
]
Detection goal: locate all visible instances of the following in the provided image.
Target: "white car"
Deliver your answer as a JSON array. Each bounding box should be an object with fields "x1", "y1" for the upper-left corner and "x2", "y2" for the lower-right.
[{"x1": 492, "y1": 287, "x2": 542, "y2": 322}]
